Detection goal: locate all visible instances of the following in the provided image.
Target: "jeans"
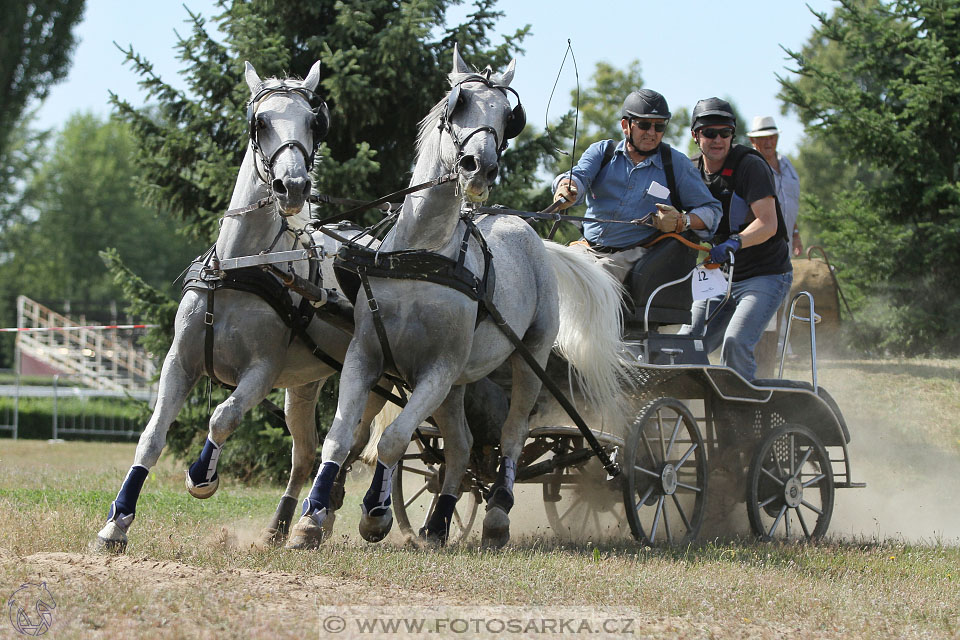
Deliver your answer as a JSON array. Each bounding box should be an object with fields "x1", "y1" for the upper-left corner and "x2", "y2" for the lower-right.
[{"x1": 679, "y1": 271, "x2": 793, "y2": 380}]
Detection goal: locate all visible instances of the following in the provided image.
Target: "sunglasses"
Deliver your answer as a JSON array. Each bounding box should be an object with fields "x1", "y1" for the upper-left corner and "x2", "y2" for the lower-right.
[
  {"x1": 699, "y1": 127, "x2": 734, "y2": 139},
  {"x1": 631, "y1": 119, "x2": 667, "y2": 132}
]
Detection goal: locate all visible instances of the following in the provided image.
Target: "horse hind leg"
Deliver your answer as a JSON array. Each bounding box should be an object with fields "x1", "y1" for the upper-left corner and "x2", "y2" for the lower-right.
[
  {"x1": 259, "y1": 380, "x2": 322, "y2": 546},
  {"x1": 95, "y1": 352, "x2": 200, "y2": 553},
  {"x1": 185, "y1": 364, "x2": 280, "y2": 499},
  {"x1": 418, "y1": 385, "x2": 473, "y2": 547},
  {"x1": 482, "y1": 349, "x2": 549, "y2": 550}
]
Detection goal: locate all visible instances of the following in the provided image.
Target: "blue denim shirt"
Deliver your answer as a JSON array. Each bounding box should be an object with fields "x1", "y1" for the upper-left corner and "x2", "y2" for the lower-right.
[{"x1": 553, "y1": 139, "x2": 721, "y2": 248}]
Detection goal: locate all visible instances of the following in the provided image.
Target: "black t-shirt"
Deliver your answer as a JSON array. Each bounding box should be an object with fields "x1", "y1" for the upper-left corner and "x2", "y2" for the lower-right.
[{"x1": 697, "y1": 147, "x2": 791, "y2": 281}]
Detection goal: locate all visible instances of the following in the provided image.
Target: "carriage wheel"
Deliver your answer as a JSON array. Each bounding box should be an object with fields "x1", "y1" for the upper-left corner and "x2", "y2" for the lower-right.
[
  {"x1": 746, "y1": 424, "x2": 834, "y2": 541},
  {"x1": 392, "y1": 435, "x2": 481, "y2": 545},
  {"x1": 542, "y1": 437, "x2": 630, "y2": 541},
  {"x1": 621, "y1": 398, "x2": 708, "y2": 546}
]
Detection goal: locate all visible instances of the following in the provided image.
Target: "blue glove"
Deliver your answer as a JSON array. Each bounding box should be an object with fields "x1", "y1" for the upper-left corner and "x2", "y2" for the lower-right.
[{"x1": 709, "y1": 235, "x2": 742, "y2": 264}]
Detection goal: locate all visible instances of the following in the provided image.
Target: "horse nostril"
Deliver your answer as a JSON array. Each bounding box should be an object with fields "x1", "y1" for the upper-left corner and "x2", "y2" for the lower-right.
[
  {"x1": 272, "y1": 178, "x2": 287, "y2": 196},
  {"x1": 459, "y1": 155, "x2": 478, "y2": 173},
  {"x1": 486, "y1": 165, "x2": 499, "y2": 182}
]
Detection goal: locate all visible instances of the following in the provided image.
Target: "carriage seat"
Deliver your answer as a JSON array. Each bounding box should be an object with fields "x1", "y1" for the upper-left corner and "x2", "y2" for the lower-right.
[{"x1": 623, "y1": 234, "x2": 700, "y2": 329}]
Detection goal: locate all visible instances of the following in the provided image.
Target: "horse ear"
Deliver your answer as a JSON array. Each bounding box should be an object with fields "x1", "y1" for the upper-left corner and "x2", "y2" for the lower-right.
[
  {"x1": 244, "y1": 61, "x2": 261, "y2": 93},
  {"x1": 452, "y1": 43, "x2": 471, "y2": 75},
  {"x1": 303, "y1": 60, "x2": 322, "y2": 93},
  {"x1": 500, "y1": 58, "x2": 516, "y2": 87}
]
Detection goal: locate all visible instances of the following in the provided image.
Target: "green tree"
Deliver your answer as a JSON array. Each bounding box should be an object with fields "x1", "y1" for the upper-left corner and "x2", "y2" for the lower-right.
[
  {"x1": 779, "y1": 0, "x2": 960, "y2": 354},
  {"x1": 107, "y1": 0, "x2": 563, "y2": 481},
  {"x1": 0, "y1": 0, "x2": 85, "y2": 159},
  {"x1": 0, "y1": 113, "x2": 205, "y2": 313}
]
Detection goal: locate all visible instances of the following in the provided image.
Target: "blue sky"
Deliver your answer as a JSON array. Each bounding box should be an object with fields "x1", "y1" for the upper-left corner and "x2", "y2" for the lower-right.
[{"x1": 34, "y1": 1, "x2": 839, "y2": 156}]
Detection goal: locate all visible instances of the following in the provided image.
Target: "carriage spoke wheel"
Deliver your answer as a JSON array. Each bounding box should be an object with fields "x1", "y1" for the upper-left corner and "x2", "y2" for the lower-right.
[
  {"x1": 622, "y1": 398, "x2": 707, "y2": 546},
  {"x1": 542, "y1": 437, "x2": 629, "y2": 541},
  {"x1": 746, "y1": 424, "x2": 834, "y2": 542},
  {"x1": 392, "y1": 436, "x2": 480, "y2": 545}
]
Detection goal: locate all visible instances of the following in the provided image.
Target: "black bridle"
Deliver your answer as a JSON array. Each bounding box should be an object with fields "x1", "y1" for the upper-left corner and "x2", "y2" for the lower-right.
[
  {"x1": 246, "y1": 82, "x2": 331, "y2": 185},
  {"x1": 437, "y1": 71, "x2": 526, "y2": 167}
]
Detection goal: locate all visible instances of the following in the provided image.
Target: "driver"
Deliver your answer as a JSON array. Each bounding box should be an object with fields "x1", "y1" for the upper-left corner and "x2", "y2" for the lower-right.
[
  {"x1": 551, "y1": 89, "x2": 720, "y2": 282},
  {"x1": 677, "y1": 97, "x2": 793, "y2": 380}
]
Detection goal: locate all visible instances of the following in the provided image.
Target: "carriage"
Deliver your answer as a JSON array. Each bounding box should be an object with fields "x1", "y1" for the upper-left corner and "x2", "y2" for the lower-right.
[{"x1": 387, "y1": 236, "x2": 866, "y2": 546}]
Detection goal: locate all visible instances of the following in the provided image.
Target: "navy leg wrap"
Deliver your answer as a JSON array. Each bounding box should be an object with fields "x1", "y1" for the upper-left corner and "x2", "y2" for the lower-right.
[
  {"x1": 108, "y1": 465, "x2": 148, "y2": 520},
  {"x1": 421, "y1": 493, "x2": 458, "y2": 542},
  {"x1": 486, "y1": 457, "x2": 516, "y2": 513},
  {"x1": 188, "y1": 437, "x2": 221, "y2": 486},
  {"x1": 362, "y1": 460, "x2": 395, "y2": 514},
  {"x1": 302, "y1": 461, "x2": 340, "y2": 515}
]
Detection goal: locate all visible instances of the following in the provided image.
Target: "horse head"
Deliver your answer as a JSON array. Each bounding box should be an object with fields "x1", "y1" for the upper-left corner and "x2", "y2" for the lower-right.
[
  {"x1": 244, "y1": 60, "x2": 330, "y2": 214},
  {"x1": 434, "y1": 44, "x2": 525, "y2": 203}
]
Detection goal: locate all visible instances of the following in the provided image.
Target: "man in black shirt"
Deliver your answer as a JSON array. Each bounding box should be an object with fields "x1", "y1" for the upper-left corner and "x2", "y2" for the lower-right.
[{"x1": 678, "y1": 98, "x2": 793, "y2": 380}]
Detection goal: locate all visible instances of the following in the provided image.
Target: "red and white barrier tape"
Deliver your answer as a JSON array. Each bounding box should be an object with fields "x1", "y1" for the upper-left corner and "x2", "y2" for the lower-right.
[{"x1": 0, "y1": 324, "x2": 158, "y2": 333}]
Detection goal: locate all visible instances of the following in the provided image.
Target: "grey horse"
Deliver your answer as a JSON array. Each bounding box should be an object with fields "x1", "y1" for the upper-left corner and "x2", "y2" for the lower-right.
[
  {"x1": 287, "y1": 45, "x2": 630, "y2": 550},
  {"x1": 95, "y1": 60, "x2": 385, "y2": 552}
]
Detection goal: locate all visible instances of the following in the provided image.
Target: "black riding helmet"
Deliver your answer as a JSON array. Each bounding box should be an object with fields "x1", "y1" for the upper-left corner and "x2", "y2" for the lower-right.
[
  {"x1": 691, "y1": 97, "x2": 736, "y2": 132},
  {"x1": 621, "y1": 89, "x2": 671, "y2": 120}
]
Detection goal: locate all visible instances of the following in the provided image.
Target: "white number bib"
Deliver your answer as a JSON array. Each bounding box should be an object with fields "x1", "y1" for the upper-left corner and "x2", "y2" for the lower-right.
[{"x1": 691, "y1": 265, "x2": 727, "y2": 301}]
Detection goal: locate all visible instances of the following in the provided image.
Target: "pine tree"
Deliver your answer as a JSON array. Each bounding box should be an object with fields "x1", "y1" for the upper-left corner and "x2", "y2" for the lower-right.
[
  {"x1": 779, "y1": 0, "x2": 960, "y2": 354},
  {"x1": 109, "y1": 0, "x2": 566, "y2": 481}
]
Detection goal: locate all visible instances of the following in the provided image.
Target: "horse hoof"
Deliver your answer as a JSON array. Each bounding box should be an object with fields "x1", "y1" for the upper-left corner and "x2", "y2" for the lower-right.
[
  {"x1": 93, "y1": 521, "x2": 128, "y2": 554},
  {"x1": 359, "y1": 507, "x2": 393, "y2": 543},
  {"x1": 257, "y1": 527, "x2": 287, "y2": 547},
  {"x1": 417, "y1": 527, "x2": 446, "y2": 549},
  {"x1": 285, "y1": 511, "x2": 334, "y2": 550},
  {"x1": 481, "y1": 506, "x2": 510, "y2": 549},
  {"x1": 185, "y1": 471, "x2": 219, "y2": 499}
]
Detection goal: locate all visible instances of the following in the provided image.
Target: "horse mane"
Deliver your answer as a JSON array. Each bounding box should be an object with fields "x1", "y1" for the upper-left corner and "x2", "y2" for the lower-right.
[{"x1": 415, "y1": 69, "x2": 510, "y2": 159}]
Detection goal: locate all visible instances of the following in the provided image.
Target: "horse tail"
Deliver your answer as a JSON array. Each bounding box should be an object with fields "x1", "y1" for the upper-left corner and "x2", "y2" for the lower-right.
[
  {"x1": 542, "y1": 241, "x2": 633, "y2": 421},
  {"x1": 360, "y1": 392, "x2": 403, "y2": 465}
]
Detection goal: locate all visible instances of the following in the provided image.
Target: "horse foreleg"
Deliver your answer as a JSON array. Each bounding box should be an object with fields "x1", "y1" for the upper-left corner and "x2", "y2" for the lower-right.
[
  {"x1": 259, "y1": 379, "x2": 323, "y2": 546},
  {"x1": 95, "y1": 351, "x2": 200, "y2": 553},
  {"x1": 287, "y1": 349, "x2": 380, "y2": 549},
  {"x1": 482, "y1": 353, "x2": 546, "y2": 549},
  {"x1": 419, "y1": 385, "x2": 472, "y2": 546},
  {"x1": 186, "y1": 364, "x2": 280, "y2": 499},
  {"x1": 358, "y1": 373, "x2": 454, "y2": 544}
]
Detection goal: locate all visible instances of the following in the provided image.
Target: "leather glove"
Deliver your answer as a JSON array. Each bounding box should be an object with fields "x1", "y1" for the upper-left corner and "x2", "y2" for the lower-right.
[
  {"x1": 652, "y1": 204, "x2": 683, "y2": 233},
  {"x1": 553, "y1": 181, "x2": 578, "y2": 210},
  {"x1": 709, "y1": 235, "x2": 742, "y2": 264}
]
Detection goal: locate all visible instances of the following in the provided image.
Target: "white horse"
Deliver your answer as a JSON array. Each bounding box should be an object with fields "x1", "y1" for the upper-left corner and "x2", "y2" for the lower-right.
[
  {"x1": 95, "y1": 61, "x2": 386, "y2": 552},
  {"x1": 287, "y1": 45, "x2": 630, "y2": 549}
]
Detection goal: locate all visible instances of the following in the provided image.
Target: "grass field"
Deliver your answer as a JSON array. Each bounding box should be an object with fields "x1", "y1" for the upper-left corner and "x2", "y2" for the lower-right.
[{"x1": 1, "y1": 358, "x2": 959, "y2": 638}]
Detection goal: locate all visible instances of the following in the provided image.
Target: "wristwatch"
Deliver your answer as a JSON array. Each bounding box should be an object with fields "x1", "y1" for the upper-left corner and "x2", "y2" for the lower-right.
[
  {"x1": 681, "y1": 213, "x2": 691, "y2": 232},
  {"x1": 728, "y1": 233, "x2": 742, "y2": 248}
]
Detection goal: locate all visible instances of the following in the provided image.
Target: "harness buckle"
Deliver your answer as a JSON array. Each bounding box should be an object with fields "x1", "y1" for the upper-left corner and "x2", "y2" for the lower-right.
[
  {"x1": 367, "y1": 297, "x2": 380, "y2": 313},
  {"x1": 204, "y1": 312, "x2": 215, "y2": 326}
]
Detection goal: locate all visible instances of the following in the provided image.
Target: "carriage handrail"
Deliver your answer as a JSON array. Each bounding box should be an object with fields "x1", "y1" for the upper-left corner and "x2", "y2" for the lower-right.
[
  {"x1": 777, "y1": 291, "x2": 819, "y2": 390},
  {"x1": 643, "y1": 258, "x2": 735, "y2": 333}
]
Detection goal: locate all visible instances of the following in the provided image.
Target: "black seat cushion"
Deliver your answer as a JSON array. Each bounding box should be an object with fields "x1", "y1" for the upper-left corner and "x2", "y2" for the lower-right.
[{"x1": 624, "y1": 235, "x2": 699, "y2": 327}]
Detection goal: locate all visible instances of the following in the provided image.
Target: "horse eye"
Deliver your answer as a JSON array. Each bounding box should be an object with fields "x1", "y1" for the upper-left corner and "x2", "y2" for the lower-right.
[{"x1": 256, "y1": 115, "x2": 267, "y2": 130}]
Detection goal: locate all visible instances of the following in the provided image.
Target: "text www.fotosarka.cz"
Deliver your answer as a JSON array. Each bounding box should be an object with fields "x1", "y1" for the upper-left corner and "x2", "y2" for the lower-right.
[{"x1": 318, "y1": 606, "x2": 640, "y2": 636}]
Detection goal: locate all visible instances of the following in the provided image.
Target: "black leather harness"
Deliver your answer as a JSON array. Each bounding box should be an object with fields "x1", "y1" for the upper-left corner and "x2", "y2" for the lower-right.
[{"x1": 333, "y1": 215, "x2": 496, "y2": 386}]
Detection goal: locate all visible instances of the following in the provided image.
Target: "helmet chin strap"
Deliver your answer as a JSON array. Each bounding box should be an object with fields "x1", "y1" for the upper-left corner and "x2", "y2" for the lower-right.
[{"x1": 626, "y1": 131, "x2": 658, "y2": 158}]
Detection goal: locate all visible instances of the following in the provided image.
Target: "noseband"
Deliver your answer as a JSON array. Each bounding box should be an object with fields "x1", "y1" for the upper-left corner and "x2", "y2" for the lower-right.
[
  {"x1": 437, "y1": 71, "x2": 526, "y2": 168},
  {"x1": 247, "y1": 82, "x2": 331, "y2": 185}
]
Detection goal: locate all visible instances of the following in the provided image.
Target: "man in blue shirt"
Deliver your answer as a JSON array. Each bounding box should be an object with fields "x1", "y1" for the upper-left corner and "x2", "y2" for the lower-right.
[{"x1": 552, "y1": 89, "x2": 721, "y2": 282}]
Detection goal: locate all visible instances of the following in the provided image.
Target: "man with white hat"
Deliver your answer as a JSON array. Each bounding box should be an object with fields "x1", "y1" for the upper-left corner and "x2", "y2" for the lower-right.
[{"x1": 747, "y1": 116, "x2": 802, "y2": 257}]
